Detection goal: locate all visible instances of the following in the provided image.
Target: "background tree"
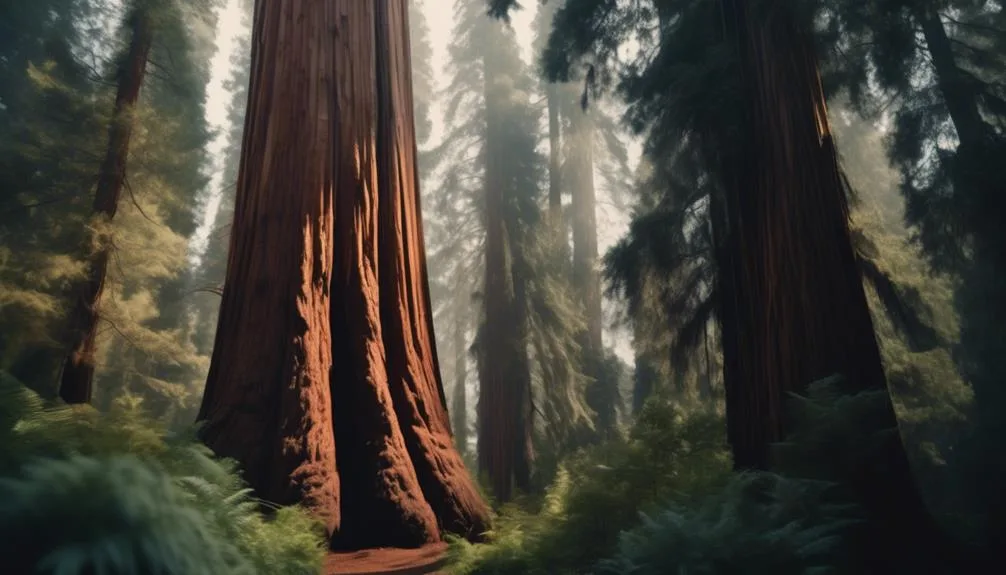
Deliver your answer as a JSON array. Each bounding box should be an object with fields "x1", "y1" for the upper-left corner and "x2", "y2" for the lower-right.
[
  {"x1": 0, "y1": 0, "x2": 220, "y2": 421},
  {"x1": 57, "y1": 0, "x2": 157, "y2": 404},
  {"x1": 431, "y1": 0, "x2": 608, "y2": 501},
  {"x1": 0, "y1": 0, "x2": 106, "y2": 395},
  {"x1": 189, "y1": 0, "x2": 254, "y2": 358},
  {"x1": 536, "y1": 0, "x2": 963, "y2": 569},
  {"x1": 813, "y1": 0, "x2": 1006, "y2": 545}
]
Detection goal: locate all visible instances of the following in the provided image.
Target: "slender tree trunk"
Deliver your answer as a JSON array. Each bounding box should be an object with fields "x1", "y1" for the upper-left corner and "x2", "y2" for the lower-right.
[
  {"x1": 547, "y1": 83, "x2": 562, "y2": 219},
  {"x1": 58, "y1": 4, "x2": 153, "y2": 404},
  {"x1": 568, "y1": 97, "x2": 611, "y2": 436},
  {"x1": 477, "y1": 16, "x2": 534, "y2": 503},
  {"x1": 915, "y1": 8, "x2": 987, "y2": 150},
  {"x1": 716, "y1": 0, "x2": 958, "y2": 569},
  {"x1": 478, "y1": 159, "x2": 521, "y2": 502},
  {"x1": 916, "y1": 6, "x2": 1006, "y2": 554},
  {"x1": 198, "y1": 0, "x2": 488, "y2": 550},
  {"x1": 451, "y1": 303, "x2": 469, "y2": 455},
  {"x1": 631, "y1": 344, "x2": 657, "y2": 414},
  {"x1": 700, "y1": 316, "x2": 713, "y2": 401},
  {"x1": 510, "y1": 257, "x2": 534, "y2": 492}
]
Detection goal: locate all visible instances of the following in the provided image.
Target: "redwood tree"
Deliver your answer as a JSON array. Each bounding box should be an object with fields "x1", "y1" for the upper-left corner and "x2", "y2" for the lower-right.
[
  {"x1": 566, "y1": 95, "x2": 610, "y2": 436},
  {"x1": 477, "y1": 10, "x2": 536, "y2": 501},
  {"x1": 58, "y1": 1, "x2": 153, "y2": 404},
  {"x1": 197, "y1": 0, "x2": 489, "y2": 549},
  {"x1": 536, "y1": 0, "x2": 964, "y2": 569},
  {"x1": 712, "y1": 0, "x2": 957, "y2": 569}
]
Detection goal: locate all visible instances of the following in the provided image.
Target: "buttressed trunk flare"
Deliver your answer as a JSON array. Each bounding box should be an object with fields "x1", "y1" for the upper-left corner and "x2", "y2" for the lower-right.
[{"x1": 197, "y1": 0, "x2": 489, "y2": 549}]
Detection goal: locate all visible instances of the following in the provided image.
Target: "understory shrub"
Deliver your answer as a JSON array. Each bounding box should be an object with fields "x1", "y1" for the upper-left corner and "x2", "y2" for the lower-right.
[
  {"x1": 447, "y1": 395, "x2": 732, "y2": 574},
  {"x1": 598, "y1": 473, "x2": 860, "y2": 575},
  {"x1": 0, "y1": 372, "x2": 327, "y2": 575},
  {"x1": 447, "y1": 379, "x2": 881, "y2": 575}
]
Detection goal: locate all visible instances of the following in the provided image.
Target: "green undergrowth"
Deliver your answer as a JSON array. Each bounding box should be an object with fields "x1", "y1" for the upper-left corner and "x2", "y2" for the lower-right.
[
  {"x1": 597, "y1": 473, "x2": 859, "y2": 575},
  {"x1": 446, "y1": 396, "x2": 735, "y2": 574},
  {"x1": 0, "y1": 371, "x2": 327, "y2": 575},
  {"x1": 446, "y1": 381, "x2": 882, "y2": 575}
]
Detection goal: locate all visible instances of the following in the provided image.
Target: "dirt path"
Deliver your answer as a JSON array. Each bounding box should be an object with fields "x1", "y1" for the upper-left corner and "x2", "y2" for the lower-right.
[{"x1": 324, "y1": 542, "x2": 449, "y2": 575}]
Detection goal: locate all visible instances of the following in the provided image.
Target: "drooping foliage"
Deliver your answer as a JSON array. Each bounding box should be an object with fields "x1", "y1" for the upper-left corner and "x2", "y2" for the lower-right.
[{"x1": 0, "y1": 372, "x2": 327, "y2": 575}]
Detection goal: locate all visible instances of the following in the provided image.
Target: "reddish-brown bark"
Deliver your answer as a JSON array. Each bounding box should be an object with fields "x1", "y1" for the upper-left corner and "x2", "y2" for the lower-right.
[
  {"x1": 58, "y1": 4, "x2": 152, "y2": 405},
  {"x1": 373, "y1": 0, "x2": 489, "y2": 543},
  {"x1": 197, "y1": 0, "x2": 341, "y2": 534},
  {"x1": 198, "y1": 0, "x2": 488, "y2": 550},
  {"x1": 328, "y1": 0, "x2": 438, "y2": 549},
  {"x1": 715, "y1": 0, "x2": 957, "y2": 569},
  {"x1": 716, "y1": 0, "x2": 891, "y2": 474}
]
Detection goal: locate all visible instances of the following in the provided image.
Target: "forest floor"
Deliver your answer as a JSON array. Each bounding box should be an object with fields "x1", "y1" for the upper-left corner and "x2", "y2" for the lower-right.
[{"x1": 325, "y1": 543, "x2": 449, "y2": 575}]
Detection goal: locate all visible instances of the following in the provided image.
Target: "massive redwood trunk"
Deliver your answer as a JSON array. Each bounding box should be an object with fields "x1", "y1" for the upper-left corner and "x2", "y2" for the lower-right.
[
  {"x1": 717, "y1": 0, "x2": 889, "y2": 467},
  {"x1": 715, "y1": 0, "x2": 957, "y2": 570},
  {"x1": 58, "y1": 3, "x2": 153, "y2": 404},
  {"x1": 197, "y1": 0, "x2": 489, "y2": 550}
]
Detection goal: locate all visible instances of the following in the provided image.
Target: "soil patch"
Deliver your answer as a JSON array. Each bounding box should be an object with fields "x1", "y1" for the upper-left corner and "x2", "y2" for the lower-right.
[{"x1": 325, "y1": 542, "x2": 449, "y2": 575}]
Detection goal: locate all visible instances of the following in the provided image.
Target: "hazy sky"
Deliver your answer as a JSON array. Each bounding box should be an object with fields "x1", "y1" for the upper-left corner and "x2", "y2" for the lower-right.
[{"x1": 190, "y1": 0, "x2": 243, "y2": 258}]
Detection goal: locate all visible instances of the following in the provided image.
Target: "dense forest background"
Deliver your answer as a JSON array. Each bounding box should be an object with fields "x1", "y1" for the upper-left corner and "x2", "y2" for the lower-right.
[{"x1": 1, "y1": 0, "x2": 1004, "y2": 573}]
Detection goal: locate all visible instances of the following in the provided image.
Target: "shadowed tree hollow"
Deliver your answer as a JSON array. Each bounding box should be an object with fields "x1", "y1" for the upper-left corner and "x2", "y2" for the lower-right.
[{"x1": 196, "y1": 0, "x2": 490, "y2": 550}]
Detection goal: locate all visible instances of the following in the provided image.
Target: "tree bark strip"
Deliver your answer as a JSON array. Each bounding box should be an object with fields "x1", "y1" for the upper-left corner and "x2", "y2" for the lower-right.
[
  {"x1": 197, "y1": 0, "x2": 341, "y2": 533},
  {"x1": 374, "y1": 0, "x2": 491, "y2": 542},
  {"x1": 451, "y1": 303, "x2": 469, "y2": 454},
  {"x1": 327, "y1": 0, "x2": 439, "y2": 549},
  {"x1": 58, "y1": 3, "x2": 153, "y2": 404},
  {"x1": 568, "y1": 100, "x2": 609, "y2": 436}
]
